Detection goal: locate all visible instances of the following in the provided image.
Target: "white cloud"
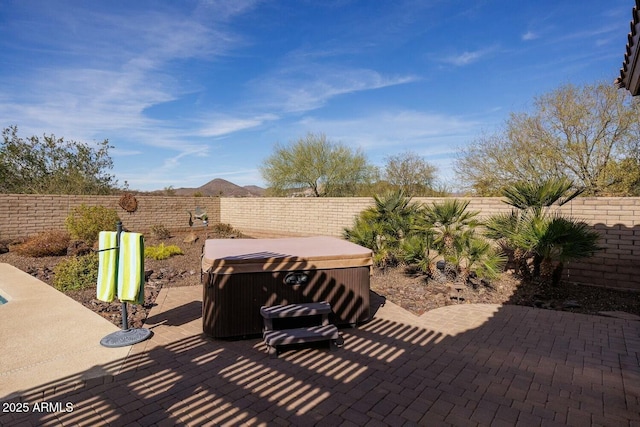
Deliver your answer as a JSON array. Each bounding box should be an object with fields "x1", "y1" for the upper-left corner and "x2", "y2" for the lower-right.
[
  {"x1": 111, "y1": 148, "x2": 143, "y2": 157},
  {"x1": 522, "y1": 31, "x2": 538, "y2": 41},
  {"x1": 293, "y1": 109, "x2": 482, "y2": 154},
  {"x1": 260, "y1": 68, "x2": 416, "y2": 112},
  {"x1": 440, "y1": 47, "x2": 497, "y2": 66},
  {"x1": 0, "y1": 4, "x2": 250, "y2": 164},
  {"x1": 196, "y1": 114, "x2": 279, "y2": 137},
  {"x1": 249, "y1": 60, "x2": 418, "y2": 113},
  {"x1": 195, "y1": 0, "x2": 261, "y2": 21}
]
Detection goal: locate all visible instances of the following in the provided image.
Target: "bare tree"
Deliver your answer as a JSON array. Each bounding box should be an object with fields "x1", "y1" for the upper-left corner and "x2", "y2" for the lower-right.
[
  {"x1": 455, "y1": 82, "x2": 640, "y2": 195},
  {"x1": 384, "y1": 151, "x2": 437, "y2": 196}
]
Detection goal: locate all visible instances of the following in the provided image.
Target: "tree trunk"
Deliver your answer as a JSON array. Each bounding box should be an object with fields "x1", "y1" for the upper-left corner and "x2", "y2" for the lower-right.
[
  {"x1": 532, "y1": 253, "x2": 543, "y2": 278},
  {"x1": 551, "y1": 262, "x2": 564, "y2": 287}
]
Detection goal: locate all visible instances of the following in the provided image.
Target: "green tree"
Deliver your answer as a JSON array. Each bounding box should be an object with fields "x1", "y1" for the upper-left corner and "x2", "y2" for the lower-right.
[
  {"x1": 455, "y1": 82, "x2": 640, "y2": 196},
  {"x1": 384, "y1": 151, "x2": 437, "y2": 196},
  {"x1": 0, "y1": 125, "x2": 117, "y2": 194},
  {"x1": 260, "y1": 132, "x2": 376, "y2": 196}
]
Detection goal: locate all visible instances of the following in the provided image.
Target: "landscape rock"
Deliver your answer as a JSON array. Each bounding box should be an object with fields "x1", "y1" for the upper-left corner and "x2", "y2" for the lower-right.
[
  {"x1": 563, "y1": 300, "x2": 581, "y2": 309},
  {"x1": 183, "y1": 232, "x2": 199, "y2": 244}
]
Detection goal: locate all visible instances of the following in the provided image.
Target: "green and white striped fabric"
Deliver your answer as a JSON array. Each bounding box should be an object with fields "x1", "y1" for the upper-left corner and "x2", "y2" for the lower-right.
[
  {"x1": 96, "y1": 231, "x2": 118, "y2": 302},
  {"x1": 117, "y1": 232, "x2": 145, "y2": 304}
]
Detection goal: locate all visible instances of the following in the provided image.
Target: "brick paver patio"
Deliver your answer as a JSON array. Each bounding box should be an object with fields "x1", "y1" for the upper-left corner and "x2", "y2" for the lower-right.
[{"x1": 1, "y1": 285, "x2": 639, "y2": 426}]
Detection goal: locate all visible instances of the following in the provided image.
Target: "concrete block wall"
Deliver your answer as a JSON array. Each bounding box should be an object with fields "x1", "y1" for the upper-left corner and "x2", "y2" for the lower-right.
[
  {"x1": 0, "y1": 194, "x2": 221, "y2": 240},
  {"x1": 556, "y1": 198, "x2": 640, "y2": 291},
  {"x1": 222, "y1": 197, "x2": 640, "y2": 291},
  {"x1": 1, "y1": 194, "x2": 638, "y2": 291},
  {"x1": 219, "y1": 197, "x2": 375, "y2": 237},
  {"x1": 219, "y1": 197, "x2": 514, "y2": 238}
]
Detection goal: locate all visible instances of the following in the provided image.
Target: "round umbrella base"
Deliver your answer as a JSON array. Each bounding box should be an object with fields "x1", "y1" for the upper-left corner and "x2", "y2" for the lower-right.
[{"x1": 100, "y1": 328, "x2": 153, "y2": 348}]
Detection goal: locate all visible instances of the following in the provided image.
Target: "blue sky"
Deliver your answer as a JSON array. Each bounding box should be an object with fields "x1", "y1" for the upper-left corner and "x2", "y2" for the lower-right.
[{"x1": 0, "y1": 0, "x2": 630, "y2": 191}]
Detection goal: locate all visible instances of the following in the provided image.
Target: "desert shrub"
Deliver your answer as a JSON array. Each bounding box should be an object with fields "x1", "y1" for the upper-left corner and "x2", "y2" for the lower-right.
[
  {"x1": 53, "y1": 253, "x2": 99, "y2": 291},
  {"x1": 145, "y1": 243, "x2": 183, "y2": 260},
  {"x1": 13, "y1": 230, "x2": 70, "y2": 257},
  {"x1": 210, "y1": 223, "x2": 241, "y2": 237},
  {"x1": 149, "y1": 224, "x2": 171, "y2": 240},
  {"x1": 65, "y1": 204, "x2": 120, "y2": 246}
]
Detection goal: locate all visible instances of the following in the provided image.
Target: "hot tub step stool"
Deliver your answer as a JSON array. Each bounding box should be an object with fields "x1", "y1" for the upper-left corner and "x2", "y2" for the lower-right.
[{"x1": 260, "y1": 302, "x2": 340, "y2": 358}]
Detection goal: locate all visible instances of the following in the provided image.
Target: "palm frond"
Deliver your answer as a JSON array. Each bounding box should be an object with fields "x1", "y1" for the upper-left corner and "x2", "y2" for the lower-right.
[{"x1": 501, "y1": 177, "x2": 581, "y2": 216}]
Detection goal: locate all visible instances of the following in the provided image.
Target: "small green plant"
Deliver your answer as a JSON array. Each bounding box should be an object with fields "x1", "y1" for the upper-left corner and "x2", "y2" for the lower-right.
[
  {"x1": 145, "y1": 243, "x2": 183, "y2": 260},
  {"x1": 14, "y1": 230, "x2": 70, "y2": 257},
  {"x1": 53, "y1": 253, "x2": 99, "y2": 291},
  {"x1": 65, "y1": 204, "x2": 120, "y2": 246},
  {"x1": 149, "y1": 224, "x2": 171, "y2": 240}
]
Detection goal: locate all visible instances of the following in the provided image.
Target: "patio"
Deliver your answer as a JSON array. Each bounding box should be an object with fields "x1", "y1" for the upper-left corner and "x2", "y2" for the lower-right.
[{"x1": 1, "y1": 276, "x2": 639, "y2": 426}]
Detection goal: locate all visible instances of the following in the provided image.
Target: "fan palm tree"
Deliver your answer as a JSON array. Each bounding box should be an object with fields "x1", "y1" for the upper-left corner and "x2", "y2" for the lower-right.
[
  {"x1": 420, "y1": 199, "x2": 479, "y2": 256},
  {"x1": 367, "y1": 189, "x2": 421, "y2": 241},
  {"x1": 406, "y1": 199, "x2": 505, "y2": 281},
  {"x1": 486, "y1": 177, "x2": 601, "y2": 284},
  {"x1": 484, "y1": 211, "x2": 532, "y2": 278},
  {"x1": 451, "y1": 229, "x2": 507, "y2": 282},
  {"x1": 501, "y1": 177, "x2": 583, "y2": 218},
  {"x1": 511, "y1": 214, "x2": 601, "y2": 285},
  {"x1": 401, "y1": 232, "x2": 438, "y2": 275},
  {"x1": 344, "y1": 189, "x2": 420, "y2": 267}
]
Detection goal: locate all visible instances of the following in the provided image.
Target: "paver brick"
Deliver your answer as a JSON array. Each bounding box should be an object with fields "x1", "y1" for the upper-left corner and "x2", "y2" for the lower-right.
[{"x1": 3, "y1": 288, "x2": 640, "y2": 427}]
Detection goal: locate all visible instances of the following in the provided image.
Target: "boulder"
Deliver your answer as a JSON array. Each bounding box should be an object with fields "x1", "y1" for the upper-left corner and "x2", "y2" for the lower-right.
[{"x1": 183, "y1": 232, "x2": 199, "y2": 244}]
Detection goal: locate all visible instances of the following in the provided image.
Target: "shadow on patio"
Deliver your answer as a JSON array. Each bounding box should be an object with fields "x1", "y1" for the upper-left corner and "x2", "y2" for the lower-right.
[{"x1": 1, "y1": 284, "x2": 639, "y2": 426}]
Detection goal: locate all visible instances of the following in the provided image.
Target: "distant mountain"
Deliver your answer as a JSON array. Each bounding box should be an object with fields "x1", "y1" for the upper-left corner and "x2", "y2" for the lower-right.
[
  {"x1": 172, "y1": 178, "x2": 265, "y2": 197},
  {"x1": 242, "y1": 185, "x2": 267, "y2": 197}
]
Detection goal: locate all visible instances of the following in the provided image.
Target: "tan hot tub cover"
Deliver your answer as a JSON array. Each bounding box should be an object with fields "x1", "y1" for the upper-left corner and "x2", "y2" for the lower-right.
[{"x1": 201, "y1": 236, "x2": 373, "y2": 274}]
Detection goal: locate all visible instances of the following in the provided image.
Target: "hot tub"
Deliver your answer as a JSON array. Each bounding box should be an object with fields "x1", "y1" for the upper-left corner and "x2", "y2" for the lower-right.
[{"x1": 201, "y1": 236, "x2": 373, "y2": 338}]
